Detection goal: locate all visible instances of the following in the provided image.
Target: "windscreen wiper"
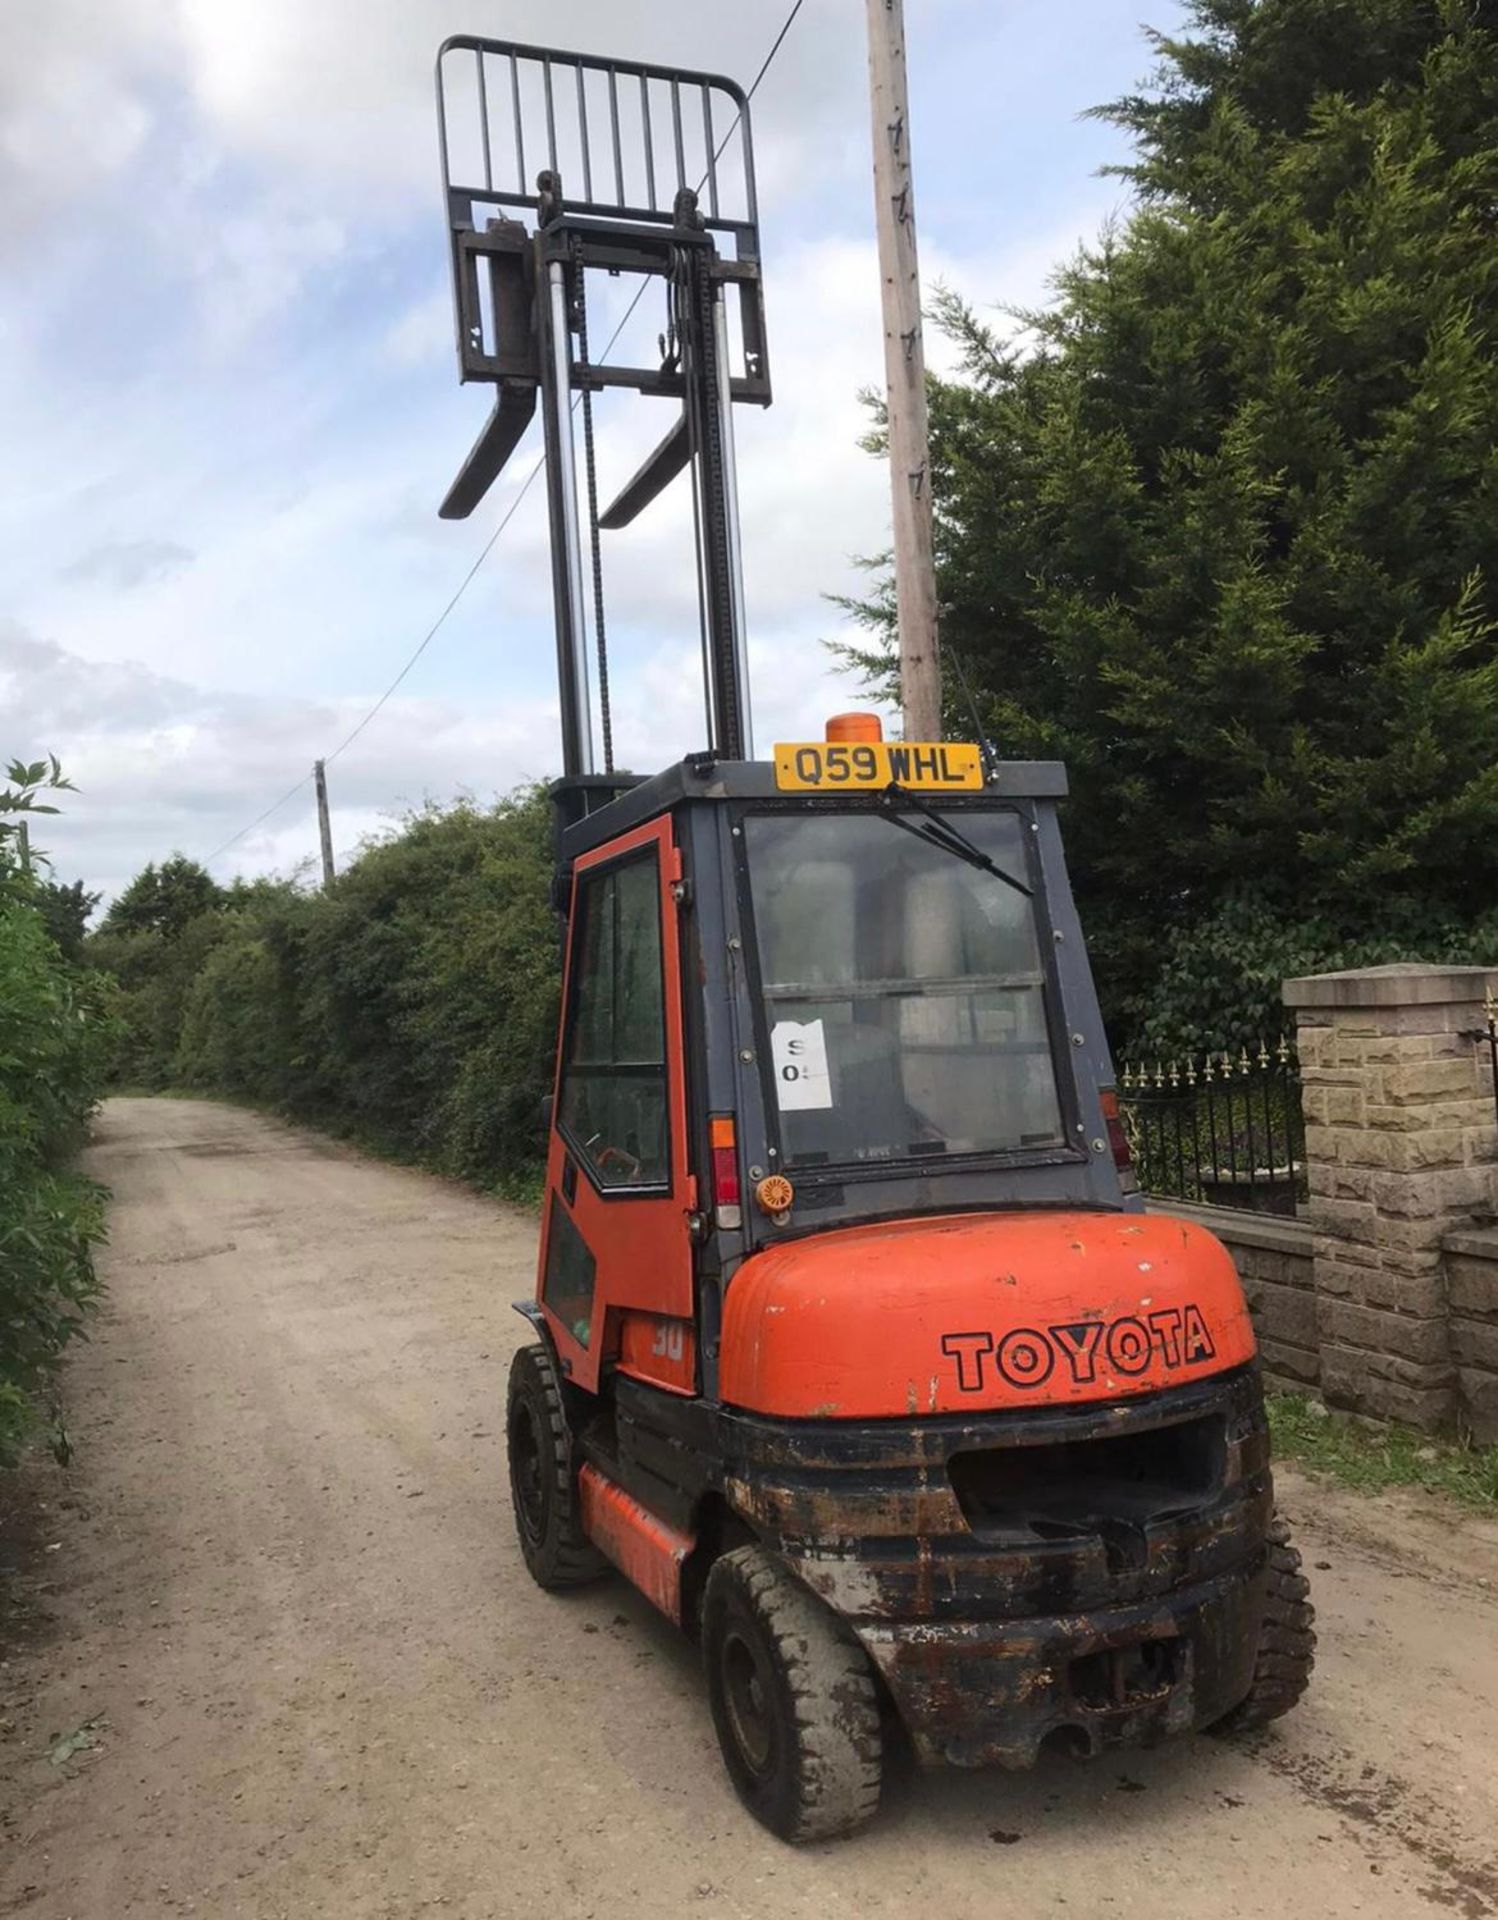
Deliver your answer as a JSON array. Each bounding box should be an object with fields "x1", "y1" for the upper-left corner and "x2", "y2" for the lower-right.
[{"x1": 879, "y1": 785, "x2": 1034, "y2": 900}]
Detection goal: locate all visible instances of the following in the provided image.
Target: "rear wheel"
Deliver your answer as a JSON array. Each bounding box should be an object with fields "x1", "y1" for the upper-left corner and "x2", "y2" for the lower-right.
[
  {"x1": 506, "y1": 1342, "x2": 608, "y2": 1590},
  {"x1": 702, "y1": 1545, "x2": 883, "y2": 1843},
  {"x1": 1212, "y1": 1516, "x2": 1316, "y2": 1733}
]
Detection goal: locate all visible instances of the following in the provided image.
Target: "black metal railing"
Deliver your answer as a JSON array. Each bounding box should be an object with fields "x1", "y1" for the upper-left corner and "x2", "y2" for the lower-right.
[{"x1": 1119, "y1": 1040, "x2": 1306, "y2": 1217}]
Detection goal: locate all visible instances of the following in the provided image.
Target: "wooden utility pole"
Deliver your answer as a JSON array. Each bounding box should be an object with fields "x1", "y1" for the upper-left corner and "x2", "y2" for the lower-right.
[
  {"x1": 866, "y1": 0, "x2": 942, "y2": 742},
  {"x1": 313, "y1": 760, "x2": 336, "y2": 892}
]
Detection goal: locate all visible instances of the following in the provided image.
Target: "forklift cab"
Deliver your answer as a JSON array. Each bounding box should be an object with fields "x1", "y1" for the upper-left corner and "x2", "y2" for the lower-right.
[{"x1": 536, "y1": 745, "x2": 1153, "y2": 1408}]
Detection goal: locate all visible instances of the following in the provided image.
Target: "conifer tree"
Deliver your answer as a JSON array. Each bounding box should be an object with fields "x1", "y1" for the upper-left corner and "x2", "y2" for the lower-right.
[{"x1": 849, "y1": 0, "x2": 1498, "y2": 1039}]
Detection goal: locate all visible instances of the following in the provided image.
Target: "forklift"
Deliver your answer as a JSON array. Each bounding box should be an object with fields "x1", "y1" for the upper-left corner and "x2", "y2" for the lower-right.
[{"x1": 435, "y1": 36, "x2": 1314, "y2": 1841}]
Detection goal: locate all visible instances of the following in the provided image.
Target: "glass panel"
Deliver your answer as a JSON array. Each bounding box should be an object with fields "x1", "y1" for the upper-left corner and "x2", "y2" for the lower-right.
[
  {"x1": 542, "y1": 1194, "x2": 596, "y2": 1346},
  {"x1": 744, "y1": 810, "x2": 1065, "y2": 1170},
  {"x1": 571, "y1": 872, "x2": 617, "y2": 1066},
  {"x1": 613, "y1": 856, "x2": 667, "y2": 1063},
  {"x1": 559, "y1": 851, "x2": 670, "y2": 1189}
]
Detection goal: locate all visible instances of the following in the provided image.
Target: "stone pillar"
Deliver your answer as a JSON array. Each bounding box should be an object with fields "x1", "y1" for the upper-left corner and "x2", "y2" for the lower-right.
[{"x1": 1283, "y1": 963, "x2": 1498, "y2": 1429}]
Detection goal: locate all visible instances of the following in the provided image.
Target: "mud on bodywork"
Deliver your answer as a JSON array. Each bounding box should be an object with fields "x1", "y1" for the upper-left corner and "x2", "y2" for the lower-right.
[{"x1": 718, "y1": 1365, "x2": 1272, "y2": 1768}]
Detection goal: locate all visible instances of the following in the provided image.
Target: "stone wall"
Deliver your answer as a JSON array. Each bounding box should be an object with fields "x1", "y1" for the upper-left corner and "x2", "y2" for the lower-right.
[
  {"x1": 1148, "y1": 968, "x2": 1498, "y2": 1437},
  {"x1": 1284, "y1": 964, "x2": 1498, "y2": 1429},
  {"x1": 1445, "y1": 1227, "x2": 1498, "y2": 1445}
]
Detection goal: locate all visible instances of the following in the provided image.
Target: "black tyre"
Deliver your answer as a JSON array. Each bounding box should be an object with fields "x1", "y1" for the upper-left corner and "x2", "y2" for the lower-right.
[
  {"x1": 506, "y1": 1342, "x2": 608, "y2": 1590},
  {"x1": 1212, "y1": 1516, "x2": 1316, "y2": 1734},
  {"x1": 702, "y1": 1545, "x2": 883, "y2": 1843}
]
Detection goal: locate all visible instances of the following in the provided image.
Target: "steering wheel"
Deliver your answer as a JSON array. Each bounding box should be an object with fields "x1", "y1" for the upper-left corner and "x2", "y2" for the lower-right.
[{"x1": 595, "y1": 1143, "x2": 643, "y2": 1181}]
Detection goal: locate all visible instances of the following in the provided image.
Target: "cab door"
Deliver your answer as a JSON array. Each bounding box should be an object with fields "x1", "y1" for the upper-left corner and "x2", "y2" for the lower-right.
[{"x1": 536, "y1": 814, "x2": 695, "y2": 1395}]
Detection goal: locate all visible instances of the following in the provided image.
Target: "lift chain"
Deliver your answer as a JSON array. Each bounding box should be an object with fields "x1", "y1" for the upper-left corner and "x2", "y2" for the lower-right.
[{"x1": 570, "y1": 234, "x2": 615, "y2": 774}]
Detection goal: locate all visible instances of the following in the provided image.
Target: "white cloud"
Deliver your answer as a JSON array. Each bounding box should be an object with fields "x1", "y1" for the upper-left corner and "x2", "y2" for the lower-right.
[
  {"x1": 0, "y1": 0, "x2": 1161, "y2": 903},
  {"x1": 381, "y1": 284, "x2": 455, "y2": 370},
  {"x1": 60, "y1": 540, "x2": 196, "y2": 591},
  {"x1": 167, "y1": 2, "x2": 860, "y2": 200},
  {"x1": 5, "y1": 623, "x2": 552, "y2": 897},
  {"x1": 0, "y1": 1, "x2": 860, "y2": 239},
  {"x1": 194, "y1": 208, "x2": 351, "y2": 355},
  {"x1": 0, "y1": 0, "x2": 166, "y2": 249},
  {"x1": 7, "y1": 617, "x2": 880, "y2": 902}
]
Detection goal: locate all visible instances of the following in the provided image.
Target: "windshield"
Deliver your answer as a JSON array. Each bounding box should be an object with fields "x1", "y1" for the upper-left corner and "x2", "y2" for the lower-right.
[{"x1": 743, "y1": 808, "x2": 1067, "y2": 1171}]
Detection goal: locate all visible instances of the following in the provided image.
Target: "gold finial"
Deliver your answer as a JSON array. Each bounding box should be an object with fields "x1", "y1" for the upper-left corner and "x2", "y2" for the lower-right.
[
  {"x1": 1238, "y1": 1047, "x2": 1252, "y2": 1078},
  {"x1": 1276, "y1": 1034, "x2": 1291, "y2": 1065},
  {"x1": 1186, "y1": 1056, "x2": 1199, "y2": 1087},
  {"x1": 1154, "y1": 1061, "x2": 1165, "y2": 1090},
  {"x1": 1257, "y1": 1039, "x2": 1271, "y2": 1069},
  {"x1": 1168, "y1": 1059, "x2": 1181, "y2": 1089},
  {"x1": 1204, "y1": 1054, "x2": 1216, "y2": 1083}
]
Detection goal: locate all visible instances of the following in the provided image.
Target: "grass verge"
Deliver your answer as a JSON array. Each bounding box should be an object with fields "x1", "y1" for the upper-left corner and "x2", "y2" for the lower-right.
[{"x1": 1269, "y1": 1391, "x2": 1498, "y2": 1510}]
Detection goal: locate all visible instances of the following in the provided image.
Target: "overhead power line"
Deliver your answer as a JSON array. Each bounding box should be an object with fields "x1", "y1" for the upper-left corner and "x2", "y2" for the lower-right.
[
  {"x1": 746, "y1": 0, "x2": 808, "y2": 94},
  {"x1": 203, "y1": 0, "x2": 807, "y2": 869},
  {"x1": 202, "y1": 771, "x2": 315, "y2": 868},
  {"x1": 324, "y1": 455, "x2": 547, "y2": 771}
]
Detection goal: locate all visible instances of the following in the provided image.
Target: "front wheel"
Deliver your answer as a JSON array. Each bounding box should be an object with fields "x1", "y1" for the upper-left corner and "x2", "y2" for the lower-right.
[
  {"x1": 702, "y1": 1545, "x2": 884, "y2": 1843},
  {"x1": 506, "y1": 1342, "x2": 608, "y2": 1590},
  {"x1": 1211, "y1": 1516, "x2": 1316, "y2": 1734}
]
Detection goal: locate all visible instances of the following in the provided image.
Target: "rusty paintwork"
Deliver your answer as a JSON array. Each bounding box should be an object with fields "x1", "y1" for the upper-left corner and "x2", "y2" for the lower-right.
[
  {"x1": 856, "y1": 1558, "x2": 1265, "y2": 1768},
  {"x1": 578, "y1": 1462, "x2": 696, "y2": 1624},
  {"x1": 711, "y1": 1365, "x2": 1271, "y2": 1766},
  {"x1": 718, "y1": 1209, "x2": 1257, "y2": 1420},
  {"x1": 722, "y1": 1366, "x2": 1267, "y2": 1617},
  {"x1": 581, "y1": 1354, "x2": 1275, "y2": 1772}
]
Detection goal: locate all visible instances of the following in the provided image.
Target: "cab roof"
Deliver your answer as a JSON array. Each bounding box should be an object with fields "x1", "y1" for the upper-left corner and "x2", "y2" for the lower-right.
[{"x1": 555, "y1": 756, "x2": 1070, "y2": 864}]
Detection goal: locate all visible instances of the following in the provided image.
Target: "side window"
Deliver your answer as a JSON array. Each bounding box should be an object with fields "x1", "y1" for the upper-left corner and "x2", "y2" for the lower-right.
[
  {"x1": 559, "y1": 851, "x2": 670, "y2": 1191},
  {"x1": 541, "y1": 1195, "x2": 597, "y2": 1346}
]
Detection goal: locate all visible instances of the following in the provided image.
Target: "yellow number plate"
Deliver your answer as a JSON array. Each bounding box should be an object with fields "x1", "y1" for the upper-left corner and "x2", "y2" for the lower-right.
[{"x1": 773, "y1": 741, "x2": 984, "y2": 793}]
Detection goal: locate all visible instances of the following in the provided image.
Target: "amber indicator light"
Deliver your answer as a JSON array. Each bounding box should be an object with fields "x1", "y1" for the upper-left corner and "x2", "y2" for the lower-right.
[{"x1": 709, "y1": 1115, "x2": 740, "y2": 1208}]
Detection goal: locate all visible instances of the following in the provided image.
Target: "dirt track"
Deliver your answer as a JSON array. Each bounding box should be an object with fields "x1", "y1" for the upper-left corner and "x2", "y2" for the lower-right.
[{"x1": 4, "y1": 1097, "x2": 1498, "y2": 1918}]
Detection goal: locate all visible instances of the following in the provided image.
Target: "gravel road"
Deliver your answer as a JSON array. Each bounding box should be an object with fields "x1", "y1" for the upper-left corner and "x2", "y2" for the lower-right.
[{"x1": 4, "y1": 1096, "x2": 1498, "y2": 1919}]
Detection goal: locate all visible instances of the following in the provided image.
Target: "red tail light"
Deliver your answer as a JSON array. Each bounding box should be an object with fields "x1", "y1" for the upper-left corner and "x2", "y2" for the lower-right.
[
  {"x1": 710, "y1": 1116, "x2": 741, "y2": 1208},
  {"x1": 1099, "y1": 1088, "x2": 1136, "y2": 1188}
]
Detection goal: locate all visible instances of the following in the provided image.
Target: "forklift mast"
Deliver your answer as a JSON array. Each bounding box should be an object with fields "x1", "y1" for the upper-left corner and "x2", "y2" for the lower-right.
[{"x1": 436, "y1": 38, "x2": 772, "y2": 812}]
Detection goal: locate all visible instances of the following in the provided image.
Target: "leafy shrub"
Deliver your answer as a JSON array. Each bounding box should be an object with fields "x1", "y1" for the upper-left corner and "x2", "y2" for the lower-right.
[
  {"x1": 0, "y1": 759, "x2": 116, "y2": 1464},
  {"x1": 174, "y1": 928, "x2": 287, "y2": 1097},
  {"x1": 89, "y1": 914, "x2": 230, "y2": 1089},
  {"x1": 101, "y1": 789, "x2": 560, "y2": 1192},
  {"x1": 1139, "y1": 890, "x2": 1498, "y2": 1060}
]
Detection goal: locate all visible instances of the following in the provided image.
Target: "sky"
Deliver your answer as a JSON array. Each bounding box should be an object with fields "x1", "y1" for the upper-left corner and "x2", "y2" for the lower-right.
[{"x1": 1, "y1": 0, "x2": 1188, "y2": 904}]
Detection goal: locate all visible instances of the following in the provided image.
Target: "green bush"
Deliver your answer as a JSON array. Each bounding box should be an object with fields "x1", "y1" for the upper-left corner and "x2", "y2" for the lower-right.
[
  {"x1": 100, "y1": 789, "x2": 560, "y2": 1193},
  {"x1": 90, "y1": 915, "x2": 225, "y2": 1089},
  {"x1": 0, "y1": 759, "x2": 116, "y2": 1464},
  {"x1": 174, "y1": 927, "x2": 287, "y2": 1097},
  {"x1": 1139, "y1": 890, "x2": 1498, "y2": 1060}
]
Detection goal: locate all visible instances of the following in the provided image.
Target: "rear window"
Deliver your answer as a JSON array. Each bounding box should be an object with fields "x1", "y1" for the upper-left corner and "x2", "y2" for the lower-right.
[{"x1": 743, "y1": 808, "x2": 1065, "y2": 1170}]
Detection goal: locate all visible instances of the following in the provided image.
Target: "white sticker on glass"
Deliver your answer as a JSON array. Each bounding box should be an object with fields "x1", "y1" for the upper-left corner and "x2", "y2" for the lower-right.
[{"x1": 771, "y1": 1019, "x2": 834, "y2": 1111}]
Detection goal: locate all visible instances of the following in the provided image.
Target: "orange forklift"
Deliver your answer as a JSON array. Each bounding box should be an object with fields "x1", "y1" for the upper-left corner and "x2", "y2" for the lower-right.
[{"x1": 435, "y1": 37, "x2": 1314, "y2": 1840}]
